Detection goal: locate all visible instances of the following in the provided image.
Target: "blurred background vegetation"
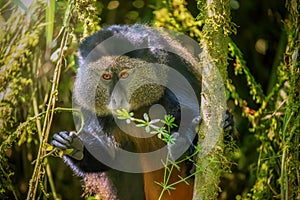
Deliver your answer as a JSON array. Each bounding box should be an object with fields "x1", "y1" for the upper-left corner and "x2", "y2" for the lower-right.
[{"x1": 0, "y1": 0, "x2": 299, "y2": 199}]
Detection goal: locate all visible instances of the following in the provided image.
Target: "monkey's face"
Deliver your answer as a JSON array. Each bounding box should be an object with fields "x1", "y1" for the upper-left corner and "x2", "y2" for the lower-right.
[{"x1": 74, "y1": 56, "x2": 168, "y2": 116}]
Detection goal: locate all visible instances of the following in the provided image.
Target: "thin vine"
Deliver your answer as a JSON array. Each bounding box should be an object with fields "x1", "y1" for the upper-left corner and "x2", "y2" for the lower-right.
[{"x1": 117, "y1": 109, "x2": 202, "y2": 199}]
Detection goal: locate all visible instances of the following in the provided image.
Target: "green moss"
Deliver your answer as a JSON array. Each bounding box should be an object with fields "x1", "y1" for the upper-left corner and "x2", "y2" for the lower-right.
[
  {"x1": 75, "y1": 0, "x2": 102, "y2": 38},
  {"x1": 153, "y1": 0, "x2": 203, "y2": 40}
]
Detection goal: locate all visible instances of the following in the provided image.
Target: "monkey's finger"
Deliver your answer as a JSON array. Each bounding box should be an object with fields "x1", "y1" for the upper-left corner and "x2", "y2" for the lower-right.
[
  {"x1": 221, "y1": 119, "x2": 232, "y2": 129},
  {"x1": 51, "y1": 140, "x2": 68, "y2": 150},
  {"x1": 222, "y1": 110, "x2": 233, "y2": 122},
  {"x1": 53, "y1": 133, "x2": 71, "y2": 146},
  {"x1": 192, "y1": 116, "x2": 202, "y2": 125},
  {"x1": 59, "y1": 131, "x2": 72, "y2": 143},
  {"x1": 192, "y1": 116, "x2": 202, "y2": 132},
  {"x1": 223, "y1": 125, "x2": 233, "y2": 133}
]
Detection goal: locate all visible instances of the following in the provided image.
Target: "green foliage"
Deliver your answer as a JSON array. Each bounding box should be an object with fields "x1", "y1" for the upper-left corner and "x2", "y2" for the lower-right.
[
  {"x1": 74, "y1": 0, "x2": 102, "y2": 38},
  {"x1": 156, "y1": 149, "x2": 202, "y2": 200},
  {"x1": 248, "y1": 2, "x2": 300, "y2": 199},
  {"x1": 117, "y1": 109, "x2": 177, "y2": 144},
  {"x1": 1, "y1": 0, "x2": 299, "y2": 199},
  {"x1": 0, "y1": 0, "x2": 44, "y2": 197},
  {"x1": 153, "y1": 0, "x2": 203, "y2": 39},
  {"x1": 227, "y1": 40, "x2": 267, "y2": 127},
  {"x1": 227, "y1": 1, "x2": 300, "y2": 199}
]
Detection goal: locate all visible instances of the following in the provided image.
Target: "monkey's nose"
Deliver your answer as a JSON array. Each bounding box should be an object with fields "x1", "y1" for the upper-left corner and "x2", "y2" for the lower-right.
[
  {"x1": 107, "y1": 85, "x2": 130, "y2": 111},
  {"x1": 108, "y1": 98, "x2": 121, "y2": 109},
  {"x1": 107, "y1": 97, "x2": 130, "y2": 111}
]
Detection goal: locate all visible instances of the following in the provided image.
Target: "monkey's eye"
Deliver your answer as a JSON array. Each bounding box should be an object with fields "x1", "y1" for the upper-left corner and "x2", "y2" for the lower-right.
[
  {"x1": 102, "y1": 73, "x2": 112, "y2": 80},
  {"x1": 119, "y1": 71, "x2": 129, "y2": 79}
]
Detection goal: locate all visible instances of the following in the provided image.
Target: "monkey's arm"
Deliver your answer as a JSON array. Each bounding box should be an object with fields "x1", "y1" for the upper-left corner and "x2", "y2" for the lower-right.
[{"x1": 51, "y1": 131, "x2": 110, "y2": 176}]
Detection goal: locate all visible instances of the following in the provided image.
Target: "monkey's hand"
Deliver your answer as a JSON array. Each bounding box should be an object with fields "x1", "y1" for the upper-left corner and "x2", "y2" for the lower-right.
[
  {"x1": 221, "y1": 110, "x2": 234, "y2": 134},
  {"x1": 191, "y1": 115, "x2": 202, "y2": 133},
  {"x1": 51, "y1": 131, "x2": 84, "y2": 160},
  {"x1": 191, "y1": 110, "x2": 233, "y2": 134}
]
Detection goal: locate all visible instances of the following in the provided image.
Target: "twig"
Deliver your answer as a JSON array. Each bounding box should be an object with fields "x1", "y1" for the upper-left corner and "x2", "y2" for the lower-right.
[{"x1": 26, "y1": 26, "x2": 69, "y2": 200}]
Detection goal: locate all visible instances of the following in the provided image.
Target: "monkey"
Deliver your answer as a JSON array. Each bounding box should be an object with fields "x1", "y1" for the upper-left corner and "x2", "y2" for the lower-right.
[{"x1": 51, "y1": 24, "x2": 234, "y2": 200}]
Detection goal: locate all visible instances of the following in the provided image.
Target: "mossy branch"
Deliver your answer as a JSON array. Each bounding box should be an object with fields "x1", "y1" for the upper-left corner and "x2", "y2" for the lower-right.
[{"x1": 193, "y1": 0, "x2": 231, "y2": 199}]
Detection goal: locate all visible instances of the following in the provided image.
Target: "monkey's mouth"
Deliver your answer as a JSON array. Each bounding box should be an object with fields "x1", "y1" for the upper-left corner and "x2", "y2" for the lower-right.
[{"x1": 107, "y1": 98, "x2": 130, "y2": 112}]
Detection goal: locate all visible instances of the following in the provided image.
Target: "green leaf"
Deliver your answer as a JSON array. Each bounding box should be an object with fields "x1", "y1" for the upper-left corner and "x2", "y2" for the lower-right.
[
  {"x1": 145, "y1": 126, "x2": 150, "y2": 133},
  {"x1": 143, "y1": 113, "x2": 149, "y2": 121},
  {"x1": 45, "y1": 143, "x2": 54, "y2": 151},
  {"x1": 150, "y1": 130, "x2": 158, "y2": 135},
  {"x1": 136, "y1": 124, "x2": 146, "y2": 127},
  {"x1": 64, "y1": 148, "x2": 74, "y2": 155},
  {"x1": 149, "y1": 124, "x2": 160, "y2": 130},
  {"x1": 46, "y1": 0, "x2": 55, "y2": 48},
  {"x1": 150, "y1": 119, "x2": 160, "y2": 124}
]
